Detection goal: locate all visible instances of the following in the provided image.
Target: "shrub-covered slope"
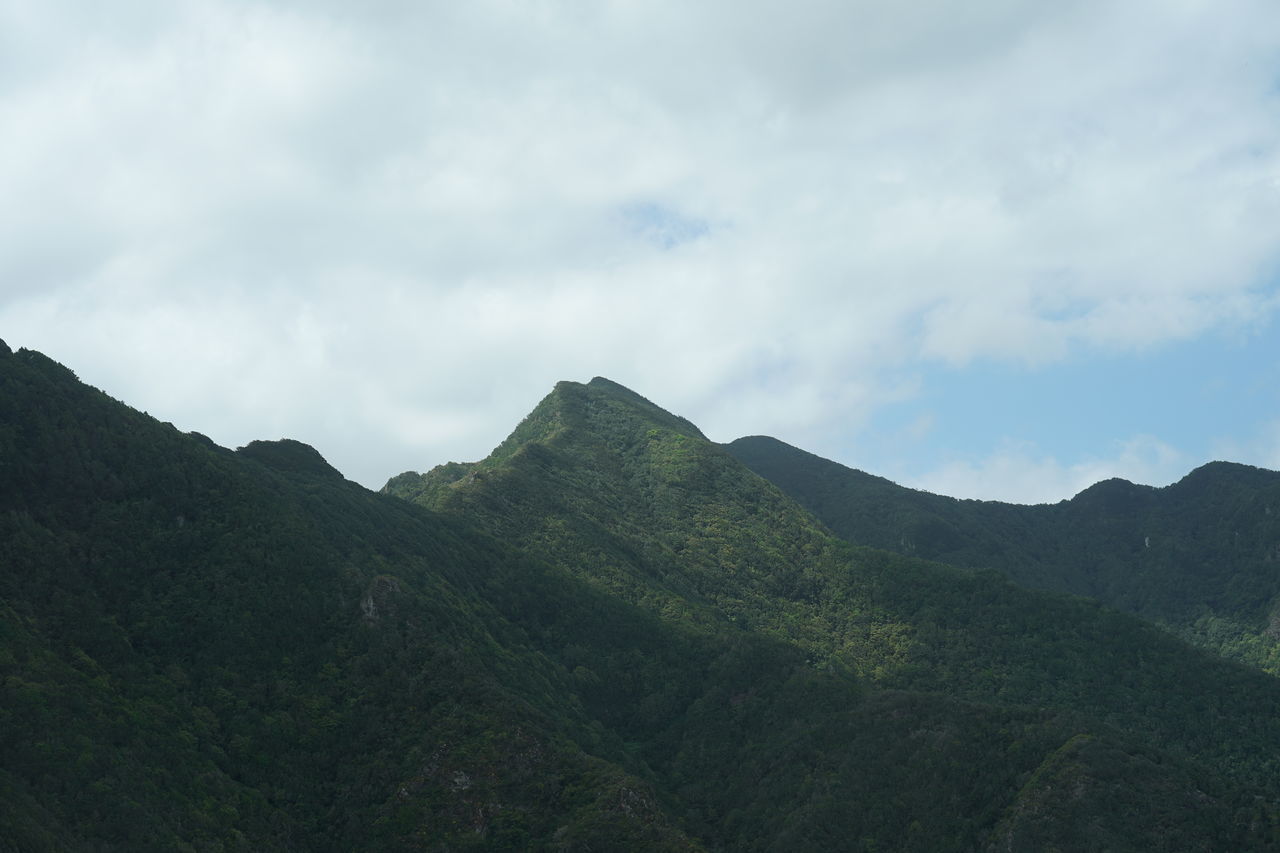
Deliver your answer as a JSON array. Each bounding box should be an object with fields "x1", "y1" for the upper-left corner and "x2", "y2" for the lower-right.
[
  {"x1": 725, "y1": 434, "x2": 1280, "y2": 673},
  {"x1": 0, "y1": 344, "x2": 707, "y2": 850},
  {"x1": 388, "y1": 378, "x2": 1280, "y2": 849},
  {"x1": 4, "y1": 343, "x2": 1280, "y2": 850}
]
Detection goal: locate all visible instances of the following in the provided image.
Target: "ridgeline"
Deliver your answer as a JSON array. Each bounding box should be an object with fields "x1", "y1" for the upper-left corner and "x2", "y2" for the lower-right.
[{"x1": 3, "y1": 347, "x2": 1280, "y2": 849}]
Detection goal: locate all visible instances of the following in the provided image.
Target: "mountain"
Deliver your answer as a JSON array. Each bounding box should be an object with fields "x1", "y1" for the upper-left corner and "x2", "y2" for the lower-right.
[
  {"x1": 0, "y1": 346, "x2": 700, "y2": 850},
  {"x1": 724, "y1": 435, "x2": 1280, "y2": 674},
  {"x1": 388, "y1": 377, "x2": 1280, "y2": 849},
  {"x1": 4, "y1": 344, "x2": 1280, "y2": 849}
]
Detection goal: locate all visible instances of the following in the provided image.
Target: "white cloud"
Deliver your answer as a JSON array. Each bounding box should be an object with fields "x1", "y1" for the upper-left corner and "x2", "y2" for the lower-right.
[
  {"x1": 2, "y1": 0, "x2": 1279, "y2": 492},
  {"x1": 906, "y1": 435, "x2": 1190, "y2": 504}
]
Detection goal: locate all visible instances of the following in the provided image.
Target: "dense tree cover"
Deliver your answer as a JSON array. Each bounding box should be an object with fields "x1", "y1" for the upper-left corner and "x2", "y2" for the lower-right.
[
  {"x1": 0, "y1": 346, "x2": 700, "y2": 850},
  {"x1": 389, "y1": 378, "x2": 1280, "y2": 848},
  {"x1": 724, "y1": 435, "x2": 1280, "y2": 675},
  {"x1": 4, "y1": 345, "x2": 1280, "y2": 849}
]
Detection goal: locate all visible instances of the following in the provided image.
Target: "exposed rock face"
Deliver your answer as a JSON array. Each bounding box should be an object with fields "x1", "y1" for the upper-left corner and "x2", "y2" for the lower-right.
[{"x1": 361, "y1": 575, "x2": 402, "y2": 622}]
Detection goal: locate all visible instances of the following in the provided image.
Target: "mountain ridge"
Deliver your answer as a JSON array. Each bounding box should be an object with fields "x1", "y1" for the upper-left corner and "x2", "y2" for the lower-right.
[
  {"x1": 387, "y1": 374, "x2": 1280, "y2": 847},
  {"x1": 724, "y1": 433, "x2": 1280, "y2": 675},
  {"x1": 5, "y1": 351, "x2": 1280, "y2": 849}
]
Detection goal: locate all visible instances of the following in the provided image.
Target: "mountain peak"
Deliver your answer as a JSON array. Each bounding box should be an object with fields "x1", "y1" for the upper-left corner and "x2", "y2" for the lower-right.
[
  {"x1": 490, "y1": 377, "x2": 705, "y2": 461},
  {"x1": 383, "y1": 377, "x2": 709, "y2": 504},
  {"x1": 585, "y1": 375, "x2": 651, "y2": 397},
  {"x1": 1066, "y1": 476, "x2": 1155, "y2": 514},
  {"x1": 581, "y1": 376, "x2": 707, "y2": 440},
  {"x1": 1173, "y1": 460, "x2": 1280, "y2": 491},
  {"x1": 235, "y1": 438, "x2": 344, "y2": 480}
]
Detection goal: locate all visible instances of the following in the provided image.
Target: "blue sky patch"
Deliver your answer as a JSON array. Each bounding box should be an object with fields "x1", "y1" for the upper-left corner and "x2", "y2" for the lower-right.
[
  {"x1": 620, "y1": 202, "x2": 710, "y2": 250},
  {"x1": 858, "y1": 316, "x2": 1280, "y2": 494}
]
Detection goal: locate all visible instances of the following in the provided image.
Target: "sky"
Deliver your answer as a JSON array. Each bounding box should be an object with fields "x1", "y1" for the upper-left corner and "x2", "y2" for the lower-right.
[{"x1": 3, "y1": 0, "x2": 1280, "y2": 504}]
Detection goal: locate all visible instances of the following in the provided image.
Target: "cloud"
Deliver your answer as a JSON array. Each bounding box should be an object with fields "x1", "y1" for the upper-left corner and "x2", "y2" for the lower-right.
[
  {"x1": 2, "y1": 1, "x2": 1279, "y2": 492},
  {"x1": 907, "y1": 435, "x2": 1190, "y2": 504}
]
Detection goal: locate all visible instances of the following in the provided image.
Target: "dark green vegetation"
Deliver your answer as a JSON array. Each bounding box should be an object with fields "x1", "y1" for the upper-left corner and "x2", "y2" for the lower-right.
[
  {"x1": 4, "y1": 342, "x2": 1280, "y2": 850},
  {"x1": 0, "y1": 347, "x2": 695, "y2": 850},
  {"x1": 725, "y1": 435, "x2": 1280, "y2": 675},
  {"x1": 389, "y1": 378, "x2": 1280, "y2": 849}
]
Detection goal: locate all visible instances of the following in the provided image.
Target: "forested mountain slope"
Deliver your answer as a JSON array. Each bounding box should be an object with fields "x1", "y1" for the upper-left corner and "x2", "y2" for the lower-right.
[
  {"x1": 387, "y1": 377, "x2": 1280, "y2": 849},
  {"x1": 724, "y1": 435, "x2": 1280, "y2": 673},
  {"x1": 0, "y1": 342, "x2": 703, "y2": 850},
  {"x1": 4, "y1": 341, "x2": 1280, "y2": 850}
]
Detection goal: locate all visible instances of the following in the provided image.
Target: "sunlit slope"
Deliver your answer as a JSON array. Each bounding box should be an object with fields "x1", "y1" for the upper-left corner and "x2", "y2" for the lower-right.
[
  {"x1": 388, "y1": 377, "x2": 1280, "y2": 848},
  {"x1": 2, "y1": 342, "x2": 1276, "y2": 851},
  {"x1": 0, "y1": 344, "x2": 703, "y2": 850}
]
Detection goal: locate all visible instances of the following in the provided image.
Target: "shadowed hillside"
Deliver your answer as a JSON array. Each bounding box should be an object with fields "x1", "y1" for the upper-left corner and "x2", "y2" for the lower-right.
[
  {"x1": 387, "y1": 377, "x2": 1280, "y2": 849},
  {"x1": 725, "y1": 434, "x2": 1280, "y2": 674},
  {"x1": 3, "y1": 345, "x2": 1280, "y2": 849}
]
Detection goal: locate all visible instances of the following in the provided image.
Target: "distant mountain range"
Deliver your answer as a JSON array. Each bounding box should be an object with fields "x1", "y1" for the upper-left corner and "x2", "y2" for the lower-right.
[{"x1": 3, "y1": 340, "x2": 1279, "y2": 850}]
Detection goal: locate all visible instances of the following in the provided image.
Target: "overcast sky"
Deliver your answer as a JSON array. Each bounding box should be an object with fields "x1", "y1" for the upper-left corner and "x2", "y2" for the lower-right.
[{"x1": 4, "y1": 0, "x2": 1280, "y2": 503}]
